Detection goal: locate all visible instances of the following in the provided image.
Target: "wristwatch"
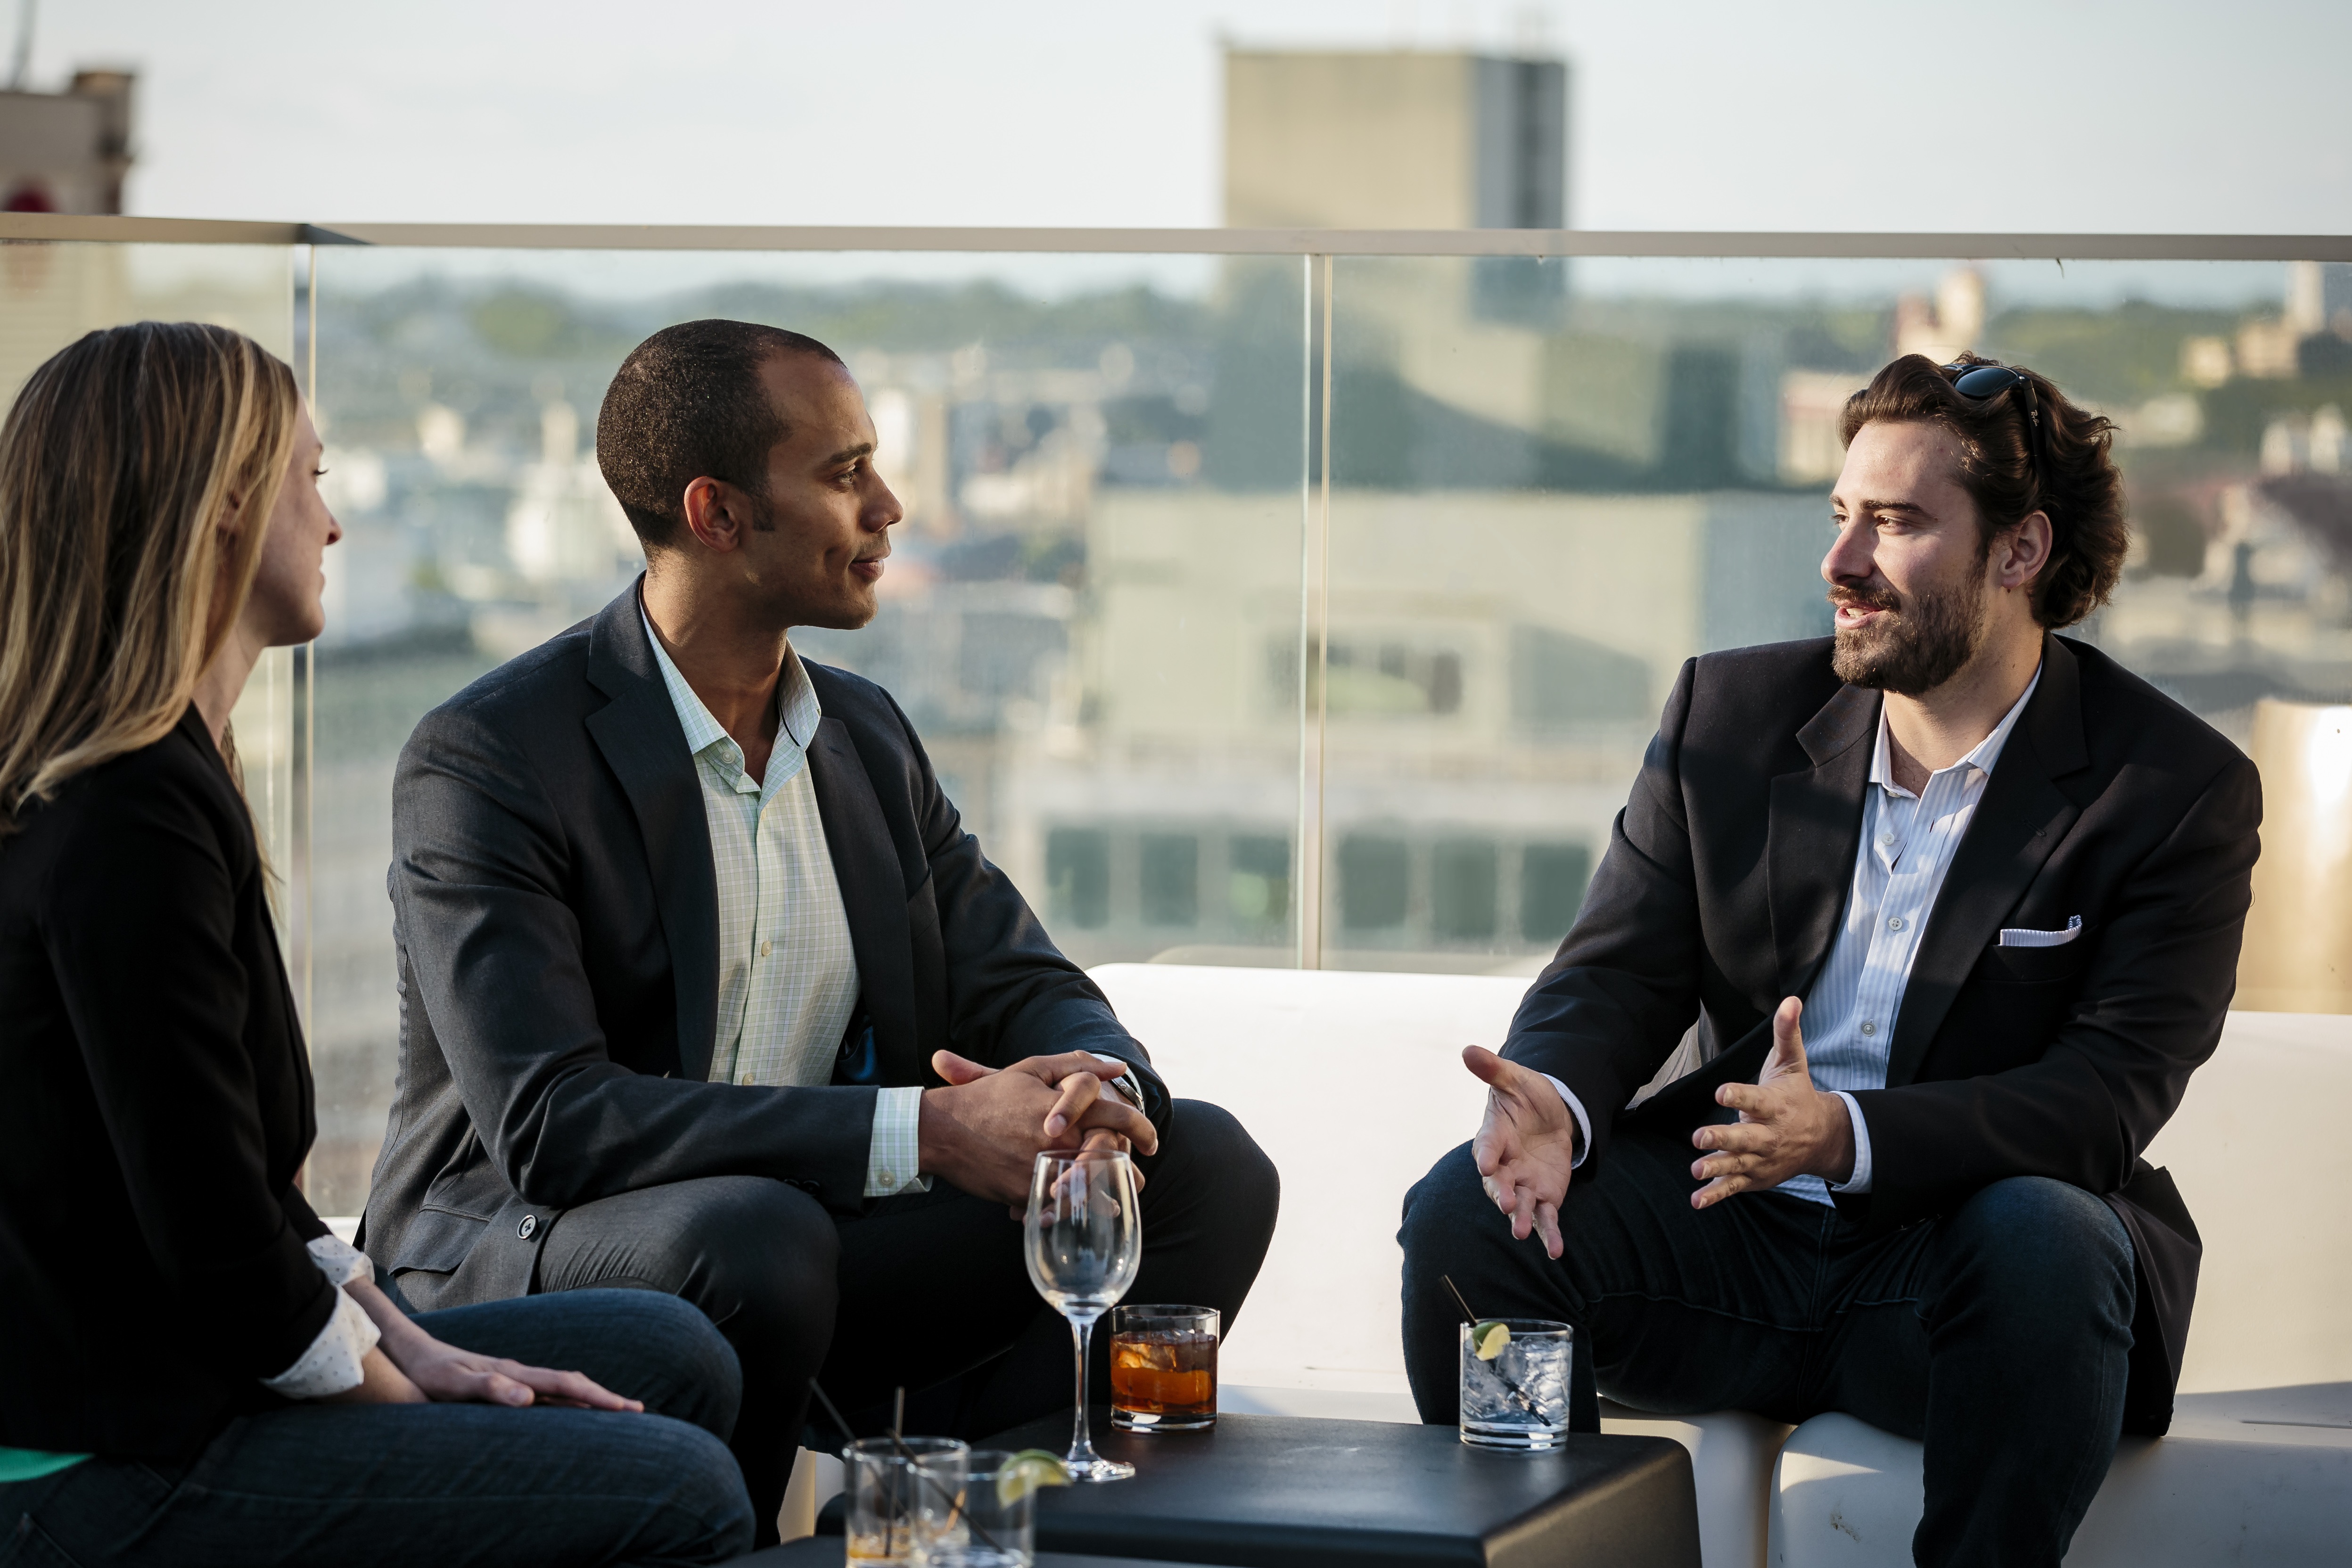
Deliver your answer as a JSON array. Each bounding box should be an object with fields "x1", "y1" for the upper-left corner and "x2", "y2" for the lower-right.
[{"x1": 1092, "y1": 1053, "x2": 1146, "y2": 1113}]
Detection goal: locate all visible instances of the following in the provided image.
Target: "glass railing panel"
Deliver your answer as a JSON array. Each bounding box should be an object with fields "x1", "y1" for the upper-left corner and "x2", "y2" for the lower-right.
[
  {"x1": 304, "y1": 245, "x2": 1308, "y2": 1213},
  {"x1": 1320, "y1": 251, "x2": 2333, "y2": 974},
  {"x1": 0, "y1": 239, "x2": 300, "y2": 897}
]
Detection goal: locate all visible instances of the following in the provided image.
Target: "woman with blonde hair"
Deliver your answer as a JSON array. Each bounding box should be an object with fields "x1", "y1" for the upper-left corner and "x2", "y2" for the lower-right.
[{"x1": 0, "y1": 323, "x2": 755, "y2": 1565}]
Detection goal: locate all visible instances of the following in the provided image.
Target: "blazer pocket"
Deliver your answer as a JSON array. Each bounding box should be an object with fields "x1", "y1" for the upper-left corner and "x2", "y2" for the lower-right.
[
  {"x1": 389, "y1": 1205, "x2": 488, "y2": 1276},
  {"x1": 1999, "y1": 915, "x2": 2082, "y2": 948},
  {"x1": 1975, "y1": 927, "x2": 2095, "y2": 984}
]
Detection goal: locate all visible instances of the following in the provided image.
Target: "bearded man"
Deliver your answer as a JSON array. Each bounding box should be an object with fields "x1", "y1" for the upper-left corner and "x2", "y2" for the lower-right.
[{"x1": 1398, "y1": 354, "x2": 2260, "y2": 1568}]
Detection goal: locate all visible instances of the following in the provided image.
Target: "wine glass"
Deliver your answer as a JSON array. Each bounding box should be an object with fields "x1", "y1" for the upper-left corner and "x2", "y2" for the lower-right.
[{"x1": 1024, "y1": 1148, "x2": 1143, "y2": 1483}]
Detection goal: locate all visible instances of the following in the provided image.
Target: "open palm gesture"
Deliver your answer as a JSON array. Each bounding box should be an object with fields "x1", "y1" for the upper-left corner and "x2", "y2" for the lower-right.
[{"x1": 1464, "y1": 1046, "x2": 1579, "y2": 1259}]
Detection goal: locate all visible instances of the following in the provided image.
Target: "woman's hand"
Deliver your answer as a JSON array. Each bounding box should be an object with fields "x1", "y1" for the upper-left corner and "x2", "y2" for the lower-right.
[
  {"x1": 322, "y1": 1346, "x2": 427, "y2": 1404},
  {"x1": 385, "y1": 1336, "x2": 644, "y2": 1411},
  {"x1": 344, "y1": 1272, "x2": 642, "y2": 1411}
]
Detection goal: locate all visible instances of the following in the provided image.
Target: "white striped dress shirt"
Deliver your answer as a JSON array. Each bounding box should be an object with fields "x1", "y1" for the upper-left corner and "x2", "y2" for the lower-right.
[
  {"x1": 1543, "y1": 667, "x2": 2042, "y2": 1206},
  {"x1": 1777, "y1": 665, "x2": 2040, "y2": 1205},
  {"x1": 641, "y1": 610, "x2": 926, "y2": 1198}
]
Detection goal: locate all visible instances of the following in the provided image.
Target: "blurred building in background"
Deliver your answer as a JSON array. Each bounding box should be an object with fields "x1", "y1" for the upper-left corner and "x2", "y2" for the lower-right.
[
  {"x1": 1223, "y1": 48, "x2": 1567, "y2": 231},
  {"x1": 0, "y1": 67, "x2": 132, "y2": 214}
]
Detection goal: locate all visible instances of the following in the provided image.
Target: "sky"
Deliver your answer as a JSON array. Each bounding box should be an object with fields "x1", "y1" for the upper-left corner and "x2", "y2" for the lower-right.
[{"x1": 34, "y1": 0, "x2": 2352, "y2": 236}]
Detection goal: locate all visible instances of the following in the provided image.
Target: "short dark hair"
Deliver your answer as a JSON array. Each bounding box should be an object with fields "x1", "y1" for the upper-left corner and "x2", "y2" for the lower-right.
[
  {"x1": 1840, "y1": 353, "x2": 2126, "y2": 628},
  {"x1": 595, "y1": 319, "x2": 844, "y2": 549}
]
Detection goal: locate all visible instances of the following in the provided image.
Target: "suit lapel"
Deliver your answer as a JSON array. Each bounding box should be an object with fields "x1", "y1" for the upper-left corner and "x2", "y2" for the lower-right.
[
  {"x1": 1884, "y1": 634, "x2": 2090, "y2": 1087},
  {"x1": 1767, "y1": 682, "x2": 1879, "y2": 1001},
  {"x1": 806, "y1": 716, "x2": 920, "y2": 1082},
  {"x1": 583, "y1": 583, "x2": 720, "y2": 1083}
]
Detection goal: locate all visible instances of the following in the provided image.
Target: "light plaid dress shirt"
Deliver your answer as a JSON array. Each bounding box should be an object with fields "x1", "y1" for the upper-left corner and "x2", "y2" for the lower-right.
[{"x1": 642, "y1": 610, "x2": 926, "y2": 1198}]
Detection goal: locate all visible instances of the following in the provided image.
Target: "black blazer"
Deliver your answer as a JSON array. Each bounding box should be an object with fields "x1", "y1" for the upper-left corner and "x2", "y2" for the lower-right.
[
  {"x1": 363, "y1": 581, "x2": 1160, "y2": 1299},
  {"x1": 0, "y1": 707, "x2": 337, "y2": 1458},
  {"x1": 1505, "y1": 633, "x2": 2260, "y2": 1435}
]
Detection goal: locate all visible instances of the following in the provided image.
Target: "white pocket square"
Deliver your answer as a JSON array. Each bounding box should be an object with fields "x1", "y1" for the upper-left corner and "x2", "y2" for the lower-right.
[{"x1": 1999, "y1": 915, "x2": 2083, "y2": 948}]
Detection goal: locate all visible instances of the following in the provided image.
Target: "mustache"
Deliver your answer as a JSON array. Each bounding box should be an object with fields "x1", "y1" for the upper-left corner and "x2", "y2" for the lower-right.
[{"x1": 1829, "y1": 584, "x2": 1901, "y2": 614}]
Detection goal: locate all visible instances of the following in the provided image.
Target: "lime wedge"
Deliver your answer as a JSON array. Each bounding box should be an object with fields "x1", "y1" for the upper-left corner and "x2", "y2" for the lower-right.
[
  {"x1": 1471, "y1": 1320, "x2": 1512, "y2": 1361},
  {"x1": 996, "y1": 1449, "x2": 1071, "y2": 1507}
]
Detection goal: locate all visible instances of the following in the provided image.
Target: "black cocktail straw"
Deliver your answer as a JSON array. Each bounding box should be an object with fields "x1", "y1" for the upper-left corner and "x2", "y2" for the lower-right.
[
  {"x1": 809, "y1": 1377, "x2": 1005, "y2": 1555},
  {"x1": 1439, "y1": 1276, "x2": 1541, "y2": 1419}
]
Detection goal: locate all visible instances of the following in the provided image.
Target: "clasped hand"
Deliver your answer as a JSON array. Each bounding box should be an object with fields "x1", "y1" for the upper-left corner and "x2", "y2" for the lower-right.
[{"x1": 920, "y1": 1049, "x2": 1159, "y2": 1208}]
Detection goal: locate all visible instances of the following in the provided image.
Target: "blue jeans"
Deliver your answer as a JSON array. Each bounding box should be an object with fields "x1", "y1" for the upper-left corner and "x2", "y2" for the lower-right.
[
  {"x1": 1400, "y1": 1133, "x2": 2136, "y2": 1568},
  {"x1": 0, "y1": 1290, "x2": 754, "y2": 1568}
]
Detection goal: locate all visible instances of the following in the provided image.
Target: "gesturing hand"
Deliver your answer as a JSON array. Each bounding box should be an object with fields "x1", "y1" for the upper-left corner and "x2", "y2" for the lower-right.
[
  {"x1": 1689, "y1": 997, "x2": 1856, "y2": 1210},
  {"x1": 1464, "y1": 1046, "x2": 1579, "y2": 1260},
  {"x1": 922, "y1": 1050, "x2": 1160, "y2": 1207}
]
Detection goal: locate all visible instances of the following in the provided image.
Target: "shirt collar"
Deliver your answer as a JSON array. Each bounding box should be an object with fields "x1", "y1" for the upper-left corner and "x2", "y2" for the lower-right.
[
  {"x1": 639, "y1": 605, "x2": 823, "y2": 765},
  {"x1": 1868, "y1": 662, "x2": 2041, "y2": 796}
]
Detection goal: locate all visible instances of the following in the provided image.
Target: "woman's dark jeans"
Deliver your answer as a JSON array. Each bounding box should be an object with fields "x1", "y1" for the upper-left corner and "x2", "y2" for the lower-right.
[{"x1": 0, "y1": 1289, "x2": 754, "y2": 1568}]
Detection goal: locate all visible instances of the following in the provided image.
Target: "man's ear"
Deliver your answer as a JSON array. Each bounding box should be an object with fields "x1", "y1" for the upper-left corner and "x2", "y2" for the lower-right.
[
  {"x1": 678, "y1": 475, "x2": 748, "y2": 553},
  {"x1": 1996, "y1": 511, "x2": 2054, "y2": 592}
]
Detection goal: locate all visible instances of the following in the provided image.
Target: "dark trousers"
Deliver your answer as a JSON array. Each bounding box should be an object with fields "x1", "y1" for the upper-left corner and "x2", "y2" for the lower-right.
[
  {"x1": 1398, "y1": 1133, "x2": 2136, "y2": 1568},
  {"x1": 492, "y1": 1099, "x2": 1278, "y2": 1545},
  {"x1": 0, "y1": 1291, "x2": 752, "y2": 1568}
]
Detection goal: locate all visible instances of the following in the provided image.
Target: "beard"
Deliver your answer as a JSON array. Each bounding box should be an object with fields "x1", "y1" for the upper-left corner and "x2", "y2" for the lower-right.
[{"x1": 1830, "y1": 574, "x2": 1989, "y2": 696}]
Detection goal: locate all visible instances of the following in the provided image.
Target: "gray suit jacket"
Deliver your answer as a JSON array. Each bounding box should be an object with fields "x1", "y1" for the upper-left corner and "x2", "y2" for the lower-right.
[{"x1": 360, "y1": 581, "x2": 1161, "y2": 1297}]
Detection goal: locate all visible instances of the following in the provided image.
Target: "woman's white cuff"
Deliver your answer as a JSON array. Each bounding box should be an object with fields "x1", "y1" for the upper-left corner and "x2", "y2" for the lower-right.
[
  {"x1": 259, "y1": 1239, "x2": 383, "y2": 1398},
  {"x1": 304, "y1": 1233, "x2": 375, "y2": 1289}
]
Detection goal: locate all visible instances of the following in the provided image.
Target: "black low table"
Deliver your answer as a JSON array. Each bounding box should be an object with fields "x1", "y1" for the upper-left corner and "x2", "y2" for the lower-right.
[
  {"x1": 739, "y1": 1548, "x2": 1191, "y2": 1568},
  {"x1": 976, "y1": 1411, "x2": 1698, "y2": 1568}
]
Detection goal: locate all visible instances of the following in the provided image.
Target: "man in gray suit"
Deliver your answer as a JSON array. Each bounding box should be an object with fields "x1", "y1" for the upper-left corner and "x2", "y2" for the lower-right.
[{"x1": 362, "y1": 320, "x2": 1279, "y2": 1542}]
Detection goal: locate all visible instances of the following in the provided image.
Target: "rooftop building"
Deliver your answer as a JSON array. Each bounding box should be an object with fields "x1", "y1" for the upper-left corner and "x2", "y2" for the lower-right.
[{"x1": 0, "y1": 68, "x2": 132, "y2": 214}]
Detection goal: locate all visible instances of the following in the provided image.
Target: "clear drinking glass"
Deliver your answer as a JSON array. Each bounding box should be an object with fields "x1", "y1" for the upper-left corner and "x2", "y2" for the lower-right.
[
  {"x1": 1023, "y1": 1148, "x2": 1143, "y2": 1482},
  {"x1": 843, "y1": 1436, "x2": 968, "y2": 1563},
  {"x1": 915, "y1": 1448, "x2": 1041, "y2": 1568},
  {"x1": 1457, "y1": 1318, "x2": 1573, "y2": 1450},
  {"x1": 1109, "y1": 1304, "x2": 1218, "y2": 1431}
]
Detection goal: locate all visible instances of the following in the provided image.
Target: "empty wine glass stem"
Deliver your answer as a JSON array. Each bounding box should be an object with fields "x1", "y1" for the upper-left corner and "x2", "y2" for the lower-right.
[{"x1": 1068, "y1": 1315, "x2": 1097, "y2": 1465}]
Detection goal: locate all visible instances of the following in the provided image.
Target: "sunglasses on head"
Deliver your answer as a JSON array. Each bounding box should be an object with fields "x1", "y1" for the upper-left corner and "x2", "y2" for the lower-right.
[{"x1": 1943, "y1": 361, "x2": 2044, "y2": 478}]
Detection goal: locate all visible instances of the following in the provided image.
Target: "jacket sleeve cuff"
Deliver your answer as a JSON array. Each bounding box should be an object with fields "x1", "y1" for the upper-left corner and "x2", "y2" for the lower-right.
[
  {"x1": 1536, "y1": 1073, "x2": 1595, "y2": 1167},
  {"x1": 1827, "y1": 1090, "x2": 1873, "y2": 1193},
  {"x1": 260, "y1": 1285, "x2": 379, "y2": 1400},
  {"x1": 865, "y1": 1085, "x2": 930, "y2": 1198}
]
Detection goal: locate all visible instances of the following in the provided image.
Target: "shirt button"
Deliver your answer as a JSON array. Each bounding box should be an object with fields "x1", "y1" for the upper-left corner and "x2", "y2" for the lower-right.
[
  {"x1": 740, "y1": 1071, "x2": 755, "y2": 1085},
  {"x1": 877, "y1": 1170, "x2": 894, "y2": 1188},
  {"x1": 1881, "y1": 830, "x2": 1898, "y2": 845},
  {"x1": 1886, "y1": 915, "x2": 1905, "y2": 932},
  {"x1": 759, "y1": 939, "x2": 773, "y2": 957},
  {"x1": 517, "y1": 1214, "x2": 537, "y2": 1240},
  {"x1": 1860, "y1": 1020, "x2": 1878, "y2": 1036}
]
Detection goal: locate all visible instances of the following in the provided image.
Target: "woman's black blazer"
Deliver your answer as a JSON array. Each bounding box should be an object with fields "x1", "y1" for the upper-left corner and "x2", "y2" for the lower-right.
[{"x1": 0, "y1": 704, "x2": 337, "y2": 1458}]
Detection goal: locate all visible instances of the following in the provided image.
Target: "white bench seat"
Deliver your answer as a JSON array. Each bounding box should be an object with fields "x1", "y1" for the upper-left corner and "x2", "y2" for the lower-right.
[
  {"x1": 1770, "y1": 1385, "x2": 2352, "y2": 1568},
  {"x1": 1088, "y1": 965, "x2": 2352, "y2": 1568}
]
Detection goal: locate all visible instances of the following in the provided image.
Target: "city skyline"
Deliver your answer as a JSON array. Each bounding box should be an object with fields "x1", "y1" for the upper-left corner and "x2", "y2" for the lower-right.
[{"x1": 26, "y1": 0, "x2": 2352, "y2": 238}]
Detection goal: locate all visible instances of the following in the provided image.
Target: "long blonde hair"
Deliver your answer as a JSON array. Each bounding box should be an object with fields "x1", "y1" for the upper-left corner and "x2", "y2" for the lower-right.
[{"x1": 0, "y1": 322, "x2": 299, "y2": 835}]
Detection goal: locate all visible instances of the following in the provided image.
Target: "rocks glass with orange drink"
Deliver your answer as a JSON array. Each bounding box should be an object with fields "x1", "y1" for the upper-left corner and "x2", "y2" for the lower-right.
[{"x1": 1107, "y1": 1304, "x2": 1218, "y2": 1431}]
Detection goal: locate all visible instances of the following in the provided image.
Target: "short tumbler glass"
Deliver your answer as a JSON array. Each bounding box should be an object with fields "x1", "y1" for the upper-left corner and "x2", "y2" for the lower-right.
[
  {"x1": 844, "y1": 1436, "x2": 968, "y2": 1564},
  {"x1": 915, "y1": 1449, "x2": 1038, "y2": 1568},
  {"x1": 1458, "y1": 1318, "x2": 1573, "y2": 1450},
  {"x1": 1109, "y1": 1303, "x2": 1219, "y2": 1431}
]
